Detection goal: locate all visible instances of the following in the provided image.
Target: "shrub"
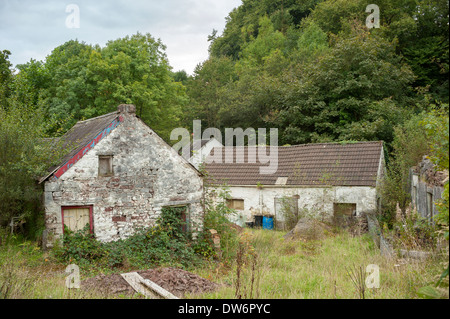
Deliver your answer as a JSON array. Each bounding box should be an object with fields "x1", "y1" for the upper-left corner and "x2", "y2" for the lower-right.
[
  {"x1": 52, "y1": 220, "x2": 206, "y2": 274},
  {"x1": 378, "y1": 114, "x2": 429, "y2": 227},
  {"x1": 278, "y1": 196, "x2": 300, "y2": 231},
  {"x1": 201, "y1": 186, "x2": 240, "y2": 261}
]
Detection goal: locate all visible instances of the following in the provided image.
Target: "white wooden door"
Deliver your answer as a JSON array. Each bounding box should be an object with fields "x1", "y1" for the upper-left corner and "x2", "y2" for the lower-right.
[{"x1": 63, "y1": 207, "x2": 90, "y2": 232}]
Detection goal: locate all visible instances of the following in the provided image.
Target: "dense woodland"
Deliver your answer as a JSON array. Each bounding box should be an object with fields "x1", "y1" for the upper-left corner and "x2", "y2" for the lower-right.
[{"x1": 0, "y1": 0, "x2": 449, "y2": 234}]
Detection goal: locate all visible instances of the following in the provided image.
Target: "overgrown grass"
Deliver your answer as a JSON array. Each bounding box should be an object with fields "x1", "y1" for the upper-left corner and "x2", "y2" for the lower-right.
[
  {"x1": 1, "y1": 228, "x2": 448, "y2": 299},
  {"x1": 0, "y1": 235, "x2": 132, "y2": 299},
  {"x1": 192, "y1": 229, "x2": 449, "y2": 299}
]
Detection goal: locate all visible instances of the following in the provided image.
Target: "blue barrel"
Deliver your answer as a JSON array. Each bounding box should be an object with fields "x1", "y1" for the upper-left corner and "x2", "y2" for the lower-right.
[{"x1": 262, "y1": 216, "x2": 274, "y2": 230}]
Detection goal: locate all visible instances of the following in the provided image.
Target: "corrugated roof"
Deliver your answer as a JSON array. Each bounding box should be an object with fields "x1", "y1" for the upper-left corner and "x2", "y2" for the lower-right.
[
  {"x1": 40, "y1": 111, "x2": 120, "y2": 182},
  {"x1": 204, "y1": 141, "x2": 383, "y2": 187}
]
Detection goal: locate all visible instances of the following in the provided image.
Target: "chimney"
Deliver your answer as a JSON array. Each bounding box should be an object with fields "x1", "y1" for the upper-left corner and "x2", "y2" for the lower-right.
[{"x1": 117, "y1": 104, "x2": 136, "y2": 114}]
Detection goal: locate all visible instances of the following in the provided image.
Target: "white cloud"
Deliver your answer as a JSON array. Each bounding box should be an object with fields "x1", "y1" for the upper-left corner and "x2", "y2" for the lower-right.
[{"x1": 0, "y1": 0, "x2": 241, "y2": 74}]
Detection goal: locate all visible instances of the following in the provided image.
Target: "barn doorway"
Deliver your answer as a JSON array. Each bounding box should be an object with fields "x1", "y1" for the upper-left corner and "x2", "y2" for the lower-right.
[
  {"x1": 333, "y1": 203, "x2": 356, "y2": 227},
  {"x1": 61, "y1": 206, "x2": 93, "y2": 234},
  {"x1": 161, "y1": 205, "x2": 189, "y2": 236}
]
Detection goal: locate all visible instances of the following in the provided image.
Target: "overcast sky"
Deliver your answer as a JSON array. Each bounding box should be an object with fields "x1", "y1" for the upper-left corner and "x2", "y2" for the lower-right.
[{"x1": 0, "y1": 0, "x2": 242, "y2": 75}]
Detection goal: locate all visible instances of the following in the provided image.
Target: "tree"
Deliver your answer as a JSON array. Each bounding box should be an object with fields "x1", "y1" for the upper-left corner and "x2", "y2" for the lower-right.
[
  {"x1": 30, "y1": 34, "x2": 187, "y2": 141},
  {"x1": 0, "y1": 101, "x2": 61, "y2": 237},
  {"x1": 0, "y1": 49, "x2": 13, "y2": 109},
  {"x1": 185, "y1": 56, "x2": 236, "y2": 129},
  {"x1": 209, "y1": 0, "x2": 320, "y2": 59},
  {"x1": 275, "y1": 23, "x2": 416, "y2": 145}
]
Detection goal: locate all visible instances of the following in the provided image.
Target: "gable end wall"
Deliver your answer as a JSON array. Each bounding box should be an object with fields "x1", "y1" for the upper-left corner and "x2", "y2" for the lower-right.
[{"x1": 44, "y1": 112, "x2": 203, "y2": 246}]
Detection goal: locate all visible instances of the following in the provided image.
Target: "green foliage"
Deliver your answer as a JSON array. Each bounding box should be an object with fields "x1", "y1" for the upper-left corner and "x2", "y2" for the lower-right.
[
  {"x1": 185, "y1": 0, "x2": 448, "y2": 148},
  {"x1": 394, "y1": 212, "x2": 437, "y2": 250},
  {"x1": 53, "y1": 201, "x2": 239, "y2": 273},
  {"x1": 201, "y1": 186, "x2": 240, "y2": 261},
  {"x1": 13, "y1": 33, "x2": 187, "y2": 141},
  {"x1": 296, "y1": 20, "x2": 329, "y2": 61},
  {"x1": 54, "y1": 225, "x2": 106, "y2": 268},
  {"x1": 419, "y1": 103, "x2": 449, "y2": 286},
  {"x1": 0, "y1": 97, "x2": 61, "y2": 237},
  {"x1": 53, "y1": 221, "x2": 205, "y2": 273},
  {"x1": 416, "y1": 285, "x2": 442, "y2": 299},
  {"x1": 276, "y1": 23, "x2": 416, "y2": 144},
  {"x1": 0, "y1": 50, "x2": 13, "y2": 109},
  {"x1": 420, "y1": 106, "x2": 449, "y2": 171},
  {"x1": 278, "y1": 196, "x2": 300, "y2": 230},
  {"x1": 378, "y1": 114, "x2": 430, "y2": 226},
  {"x1": 158, "y1": 206, "x2": 190, "y2": 241}
]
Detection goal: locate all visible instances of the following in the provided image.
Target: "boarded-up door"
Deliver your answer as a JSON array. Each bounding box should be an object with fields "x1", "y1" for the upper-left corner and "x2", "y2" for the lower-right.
[
  {"x1": 333, "y1": 203, "x2": 356, "y2": 217},
  {"x1": 333, "y1": 203, "x2": 356, "y2": 227},
  {"x1": 62, "y1": 206, "x2": 92, "y2": 234}
]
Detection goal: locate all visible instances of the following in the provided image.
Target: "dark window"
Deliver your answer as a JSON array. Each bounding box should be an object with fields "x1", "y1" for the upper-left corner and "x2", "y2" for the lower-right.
[
  {"x1": 427, "y1": 193, "x2": 433, "y2": 219},
  {"x1": 333, "y1": 203, "x2": 357, "y2": 227},
  {"x1": 226, "y1": 199, "x2": 244, "y2": 210},
  {"x1": 98, "y1": 155, "x2": 113, "y2": 176}
]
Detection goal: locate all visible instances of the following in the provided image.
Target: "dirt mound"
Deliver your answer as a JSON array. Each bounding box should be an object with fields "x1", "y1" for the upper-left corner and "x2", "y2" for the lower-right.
[
  {"x1": 138, "y1": 267, "x2": 220, "y2": 298},
  {"x1": 284, "y1": 217, "x2": 332, "y2": 241},
  {"x1": 82, "y1": 273, "x2": 135, "y2": 297},
  {"x1": 81, "y1": 267, "x2": 220, "y2": 298}
]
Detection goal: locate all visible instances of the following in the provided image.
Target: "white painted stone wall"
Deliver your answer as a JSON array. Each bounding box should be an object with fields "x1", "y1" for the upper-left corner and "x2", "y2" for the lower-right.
[
  {"x1": 44, "y1": 111, "x2": 204, "y2": 246},
  {"x1": 212, "y1": 185, "x2": 378, "y2": 227}
]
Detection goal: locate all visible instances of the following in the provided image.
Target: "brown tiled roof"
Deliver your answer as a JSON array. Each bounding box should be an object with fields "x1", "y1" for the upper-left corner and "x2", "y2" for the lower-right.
[
  {"x1": 40, "y1": 111, "x2": 120, "y2": 182},
  {"x1": 204, "y1": 141, "x2": 383, "y2": 187}
]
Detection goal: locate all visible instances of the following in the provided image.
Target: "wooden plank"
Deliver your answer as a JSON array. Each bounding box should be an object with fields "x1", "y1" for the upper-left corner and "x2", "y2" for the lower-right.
[
  {"x1": 120, "y1": 272, "x2": 179, "y2": 299},
  {"x1": 63, "y1": 208, "x2": 90, "y2": 232},
  {"x1": 77, "y1": 208, "x2": 90, "y2": 230},
  {"x1": 121, "y1": 272, "x2": 159, "y2": 299},
  {"x1": 140, "y1": 278, "x2": 179, "y2": 299}
]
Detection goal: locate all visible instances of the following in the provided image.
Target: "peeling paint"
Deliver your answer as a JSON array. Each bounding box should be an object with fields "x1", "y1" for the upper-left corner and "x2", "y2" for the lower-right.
[{"x1": 54, "y1": 116, "x2": 124, "y2": 179}]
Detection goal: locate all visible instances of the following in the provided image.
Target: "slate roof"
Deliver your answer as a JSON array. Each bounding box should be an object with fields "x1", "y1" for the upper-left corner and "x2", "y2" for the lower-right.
[
  {"x1": 204, "y1": 141, "x2": 383, "y2": 187},
  {"x1": 40, "y1": 111, "x2": 120, "y2": 183},
  {"x1": 179, "y1": 139, "x2": 212, "y2": 156}
]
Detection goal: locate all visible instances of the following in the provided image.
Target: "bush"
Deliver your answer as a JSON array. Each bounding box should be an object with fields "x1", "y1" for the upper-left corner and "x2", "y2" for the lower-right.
[
  {"x1": 278, "y1": 196, "x2": 301, "y2": 231},
  {"x1": 387, "y1": 209, "x2": 438, "y2": 251},
  {"x1": 53, "y1": 217, "x2": 207, "y2": 274},
  {"x1": 52, "y1": 225, "x2": 107, "y2": 269},
  {"x1": 201, "y1": 186, "x2": 240, "y2": 261},
  {"x1": 378, "y1": 114, "x2": 430, "y2": 227}
]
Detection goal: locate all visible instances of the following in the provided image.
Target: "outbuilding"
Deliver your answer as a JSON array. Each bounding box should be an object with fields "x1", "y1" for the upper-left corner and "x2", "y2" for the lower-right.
[
  {"x1": 202, "y1": 141, "x2": 386, "y2": 229},
  {"x1": 41, "y1": 104, "x2": 204, "y2": 247}
]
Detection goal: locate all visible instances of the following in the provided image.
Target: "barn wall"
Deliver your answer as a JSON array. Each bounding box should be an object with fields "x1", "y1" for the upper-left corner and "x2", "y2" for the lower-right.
[
  {"x1": 44, "y1": 111, "x2": 203, "y2": 246},
  {"x1": 212, "y1": 185, "x2": 377, "y2": 227}
]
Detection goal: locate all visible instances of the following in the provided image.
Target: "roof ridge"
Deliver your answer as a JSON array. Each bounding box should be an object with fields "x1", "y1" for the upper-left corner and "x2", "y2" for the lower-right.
[
  {"x1": 75, "y1": 111, "x2": 119, "y2": 124},
  {"x1": 285, "y1": 141, "x2": 383, "y2": 148},
  {"x1": 212, "y1": 141, "x2": 383, "y2": 149}
]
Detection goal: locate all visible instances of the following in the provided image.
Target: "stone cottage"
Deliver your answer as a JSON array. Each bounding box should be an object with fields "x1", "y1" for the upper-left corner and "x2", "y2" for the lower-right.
[
  {"x1": 40, "y1": 104, "x2": 204, "y2": 247},
  {"x1": 202, "y1": 141, "x2": 386, "y2": 229}
]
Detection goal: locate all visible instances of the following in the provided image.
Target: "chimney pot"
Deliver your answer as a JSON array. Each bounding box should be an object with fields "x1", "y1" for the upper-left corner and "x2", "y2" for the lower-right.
[{"x1": 118, "y1": 104, "x2": 136, "y2": 114}]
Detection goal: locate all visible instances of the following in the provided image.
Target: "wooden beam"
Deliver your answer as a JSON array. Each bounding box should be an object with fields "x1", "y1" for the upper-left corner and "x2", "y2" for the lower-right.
[{"x1": 120, "y1": 272, "x2": 179, "y2": 299}]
